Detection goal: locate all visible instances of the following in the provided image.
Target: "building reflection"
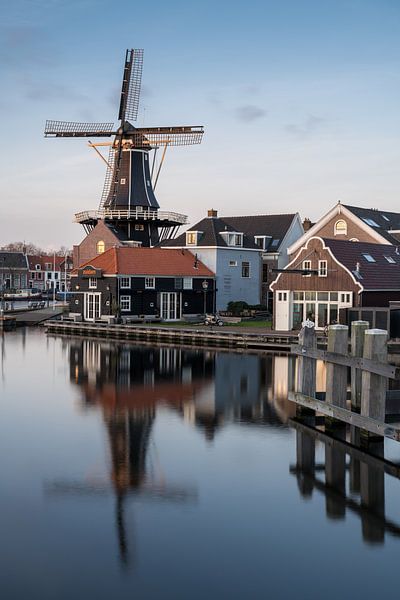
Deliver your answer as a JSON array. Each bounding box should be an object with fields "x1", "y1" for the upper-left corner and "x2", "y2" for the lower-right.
[{"x1": 291, "y1": 419, "x2": 400, "y2": 545}]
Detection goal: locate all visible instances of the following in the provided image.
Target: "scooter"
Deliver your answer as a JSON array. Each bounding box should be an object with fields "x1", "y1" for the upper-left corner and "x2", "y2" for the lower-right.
[{"x1": 204, "y1": 313, "x2": 224, "y2": 326}]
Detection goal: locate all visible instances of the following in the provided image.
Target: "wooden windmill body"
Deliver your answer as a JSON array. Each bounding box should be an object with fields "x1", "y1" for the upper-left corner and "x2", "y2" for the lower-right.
[{"x1": 45, "y1": 49, "x2": 204, "y2": 246}]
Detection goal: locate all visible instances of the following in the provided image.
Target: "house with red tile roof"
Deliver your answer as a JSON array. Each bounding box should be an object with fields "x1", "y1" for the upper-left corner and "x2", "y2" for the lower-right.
[
  {"x1": 28, "y1": 255, "x2": 73, "y2": 292},
  {"x1": 70, "y1": 247, "x2": 215, "y2": 321},
  {"x1": 270, "y1": 236, "x2": 400, "y2": 330}
]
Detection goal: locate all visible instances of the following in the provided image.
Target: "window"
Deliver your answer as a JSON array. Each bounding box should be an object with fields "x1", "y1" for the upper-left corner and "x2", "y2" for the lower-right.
[
  {"x1": 54, "y1": 273, "x2": 58, "y2": 279},
  {"x1": 362, "y1": 253, "x2": 376, "y2": 263},
  {"x1": 318, "y1": 260, "x2": 327, "y2": 277},
  {"x1": 229, "y1": 260, "x2": 237, "y2": 267},
  {"x1": 35, "y1": 264, "x2": 41, "y2": 270},
  {"x1": 278, "y1": 292, "x2": 288, "y2": 301},
  {"x1": 145, "y1": 277, "x2": 155, "y2": 288},
  {"x1": 96, "y1": 240, "x2": 105, "y2": 254},
  {"x1": 340, "y1": 292, "x2": 352, "y2": 304},
  {"x1": 186, "y1": 232, "x2": 198, "y2": 245},
  {"x1": 120, "y1": 295, "x2": 131, "y2": 311},
  {"x1": 255, "y1": 236, "x2": 267, "y2": 250},
  {"x1": 271, "y1": 238, "x2": 280, "y2": 248},
  {"x1": 88, "y1": 277, "x2": 97, "y2": 289},
  {"x1": 241, "y1": 261, "x2": 250, "y2": 278},
  {"x1": 303, "y1": 260, "x2": 312, "y2": 276},
  {"x1": 382, "y1": 215, "x2": 390, "y2": 222},
  {"x1": 135, "y1": 224, "x2": 144, "y2": 231},
  {"x1": 47, "y1": 272, "x2": 51, "y2": 279},
  {"x1": 120, "y1": 277, "x2": 131, "y2": 289},
  {"x1": 349, "y1": 238, "x2": 359, "y2": 242},
  {"x1": 175, "y1": 278, "x2": 183, "y2": 290},
  {"x1": 45, "y1": 263, "x2": 52, "y2": 271},
  {"x1": 362, "y1": 217, "x2": 379, "y2": 227},
  {"x1": 120, "y1": 178, "x2": 126, "y2": 185},
  {"x1": 334, "y1": 220, "x2": 347, "y2": 235},
  {"x1": 183, "y1": 277, "x2": 193, "y2": 290},
  {"x1": 384, "y1": 255, "x2": 396, "y2": 264}
]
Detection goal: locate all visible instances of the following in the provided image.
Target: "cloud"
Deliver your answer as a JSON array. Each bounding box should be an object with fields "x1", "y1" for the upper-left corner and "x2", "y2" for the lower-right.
[
  {"x1": 235, "y1": 104, "x2": 267, "y2": 122},
  {"x1": 0, "y1": 25, "x2": 57, "y2": 68},
  {"x1": 285, "y1": 115, "x2": 326, "y2": 138}
]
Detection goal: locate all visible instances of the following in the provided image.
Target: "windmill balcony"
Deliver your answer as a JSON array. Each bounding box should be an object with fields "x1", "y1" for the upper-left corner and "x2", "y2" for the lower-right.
[{"x1": 74, "y1": 208, "x2": 188, "y2": 225}]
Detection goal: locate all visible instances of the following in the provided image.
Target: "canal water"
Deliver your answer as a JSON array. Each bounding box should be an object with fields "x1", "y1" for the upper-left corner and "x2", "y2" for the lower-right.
[{"x1": 1, "y1": 329, "x2": 400, "y2": 599}]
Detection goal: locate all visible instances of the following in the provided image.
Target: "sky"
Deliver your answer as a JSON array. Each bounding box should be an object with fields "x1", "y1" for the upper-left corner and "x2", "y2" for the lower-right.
[{"x1": 0, "y1": 0, "x2": 400, "y2": 249}]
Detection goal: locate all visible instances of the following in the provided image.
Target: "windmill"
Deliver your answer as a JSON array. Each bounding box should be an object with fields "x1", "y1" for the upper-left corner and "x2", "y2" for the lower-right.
[{"x1": 45, "y1": 49, "x2": 204, "y2": 246}]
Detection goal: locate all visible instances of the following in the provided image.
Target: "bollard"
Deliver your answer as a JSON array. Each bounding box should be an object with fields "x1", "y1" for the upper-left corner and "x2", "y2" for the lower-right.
[
  {"x1": 351, "y1": 321, "x2": 369, "y2": 412},
  {"x1": 326, "y1": 324, "x2": 348, "y2": 409},
  {"x1": 361, "y1": 329, "x2": 388, "y2": 423}
]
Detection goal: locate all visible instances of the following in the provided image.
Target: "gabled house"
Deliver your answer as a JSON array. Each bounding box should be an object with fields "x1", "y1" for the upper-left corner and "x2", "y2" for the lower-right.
[
  {"x1": 70, "y1": 247, "x2": 215, "y2": 322},
  {"x1": 288, "y1": 201, "x2": 400, "y2": 258},
  {"x1": 0, "y1": 252, "x2": 29, "y2": 290},
  {"x1": 28, "y1": 255, "x2": 73, "y2": 291},
  {"x1": 161, "y1": 210, "x2": 261, "y2": 310},
  {"x1": 161, "y1": 209, "x2": 303, "y2": 311},
  {"x1": 270, "y1": 236, "x2": 400, "y2": 331}
]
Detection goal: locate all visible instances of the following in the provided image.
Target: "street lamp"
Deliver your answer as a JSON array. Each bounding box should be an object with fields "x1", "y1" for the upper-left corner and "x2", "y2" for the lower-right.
[{"x1": 202, "y1": 280, "x2": 209, "y2": 315}]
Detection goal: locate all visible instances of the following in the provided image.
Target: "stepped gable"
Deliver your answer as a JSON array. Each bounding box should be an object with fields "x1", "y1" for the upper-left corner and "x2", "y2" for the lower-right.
[
  {"x1": 324, "y1": 238, "x2": 400, "y2": 290},
  {"x1": 74, "y1": 247, "x2": 214, "y2": 277}
]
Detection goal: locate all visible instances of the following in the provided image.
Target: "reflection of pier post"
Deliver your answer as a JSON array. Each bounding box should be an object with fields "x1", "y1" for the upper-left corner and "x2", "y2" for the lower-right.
[
  {"x1": 324, "y1": 434, "x2": 346, "y2": 519},
  {"x1": 296, "y1": 428, "x2": 315, "y2": 497},
  {"x1": 360, "y1": 438, "x2": 385, "y2": 544}
]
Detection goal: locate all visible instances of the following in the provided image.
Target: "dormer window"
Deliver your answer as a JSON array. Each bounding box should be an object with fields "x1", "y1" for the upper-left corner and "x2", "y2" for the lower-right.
[
  {"x1": 221, "y1": 232, "x2": 243, "y2": 247},
  {"x1": 334, "y1": 219, "x2": 347, "y2": 235},
  {"x1": 35, "y1": 264, "x2": 41, "y2": 270},
  {"x1": 254, "y1": 236, "x2": 270, "y2": 250},
  {"x1": 186, "y1": 231, "x2": 201, "y2": 245}
]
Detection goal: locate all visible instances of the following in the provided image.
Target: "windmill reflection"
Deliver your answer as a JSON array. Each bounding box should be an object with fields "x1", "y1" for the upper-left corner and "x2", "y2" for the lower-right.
[{"x1": 291, "y1": 419, "x2": 400, "y2": 545}]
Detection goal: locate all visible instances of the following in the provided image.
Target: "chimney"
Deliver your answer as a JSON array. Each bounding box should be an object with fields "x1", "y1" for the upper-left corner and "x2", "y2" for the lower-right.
[
  {"x1": 303, "y1": 217, "x2": 312, "y2": 231},
  {"x1": 208, "y1": 208, "x2": 218, "y2": 218}
]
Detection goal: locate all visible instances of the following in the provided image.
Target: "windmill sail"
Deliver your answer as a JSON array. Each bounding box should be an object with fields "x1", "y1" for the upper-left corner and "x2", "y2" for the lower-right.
[
  {"x1": 45, "y1": 120, "x2": 115, "y2": 137},
  {"x1": 118, "y1": 49, "x2": 144, "y2": 123}
]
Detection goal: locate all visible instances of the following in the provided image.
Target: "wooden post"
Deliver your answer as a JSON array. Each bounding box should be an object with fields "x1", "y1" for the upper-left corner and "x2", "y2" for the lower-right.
[
  {"x1": 360, "y1": 439, "x2": 385, "y2": 544},
  {"x1": 297, "y1": 325, "x2": 316, "y2": 397},
  {"x1": 326, "y1": 324, "x2": 348, "y2": 409},
  {"x1": 295, "y1": 428, "x2": 315, "y2": 497},
  {"x1": 297, "y1": 325, "x2": 316, "y2": 418},
  {"x1": 361, "y1": 329, "x2": 388, "y2": 423},
  {"x1": 351, "y1": 320, "x2": 369, "y2": 412}
]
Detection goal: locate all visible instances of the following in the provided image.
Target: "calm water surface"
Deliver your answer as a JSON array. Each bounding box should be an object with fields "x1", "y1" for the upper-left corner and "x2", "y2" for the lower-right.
[{"x1": 1, "y1": 329, "x2": 400, "y2": 599}]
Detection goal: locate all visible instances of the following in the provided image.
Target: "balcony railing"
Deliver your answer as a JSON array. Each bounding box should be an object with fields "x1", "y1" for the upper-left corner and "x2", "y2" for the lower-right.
[{"x1": 74, "y1": 208, "x2": 188, "y2": 225}]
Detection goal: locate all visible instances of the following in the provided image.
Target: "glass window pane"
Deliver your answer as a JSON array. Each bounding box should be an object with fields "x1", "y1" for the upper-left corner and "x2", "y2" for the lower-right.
[
  {"x1": 330, "y1": 292, "x2": 338, "y2": 301},
  {"x1": 318, "y1": 303, "x2": 328, "y2": 327},
  {"x1": 329, "y1": 304, "x2": 338, "y2": 324},
  {"x1": 305, "y1": 303, "x2": 316, "y2": 321},
  {"x1": 317, "y1": 292, "x2": 329, "y2": 301},
  {"x1": 305, "y1": 292, "x2": 316, "y2": 301}
]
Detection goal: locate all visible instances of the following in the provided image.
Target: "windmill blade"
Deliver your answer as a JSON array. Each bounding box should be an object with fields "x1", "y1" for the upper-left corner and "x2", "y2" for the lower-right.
[
  {"x1": 99, "y1": 146, "x2": 116, "y2": 210},
  {"x1": 44, "y1": 120, "x2": 115, "y2": 137},
  {"x1": 131, "y1": 125, "x2": 204, "y2": 148},
  {"x1": 118, "y1": 49, "x2": 144, "y2": 123}
]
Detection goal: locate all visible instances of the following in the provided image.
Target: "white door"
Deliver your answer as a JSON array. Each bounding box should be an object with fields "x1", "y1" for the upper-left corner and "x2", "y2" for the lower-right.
[
  {"x1": 161, "y1": 292, "x2": 181, "y2": 320},
  {"x1": 275, "y1": 291, "x2": 290, "y2": 331},
  {"x1": 85, "y1": 292, "x2": 101, "y2": 321}
]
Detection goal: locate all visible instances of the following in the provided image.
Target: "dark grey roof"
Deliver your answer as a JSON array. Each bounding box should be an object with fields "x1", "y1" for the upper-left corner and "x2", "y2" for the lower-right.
[
  {"x1": 344, "y1": 205, "x2": 400, "y2": 244},
  {"x1": 222, "y1": 214, "x2": 296, "y2": 251},
  {"x1": 161, "y1": 214, "x2": 296, "y2": 251},
  {"x1": 104, "y1": 223, "x2": 129, "y2": 241},
  {"x1": 324, "y1": 238, "x2": 400, "y2": 290},
  {"x1": 0, "y1": 252, "x2": 28, "y2": 270}
]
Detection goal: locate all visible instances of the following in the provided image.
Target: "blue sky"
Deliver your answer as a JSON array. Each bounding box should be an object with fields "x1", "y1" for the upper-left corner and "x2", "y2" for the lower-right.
[{"x1": 1, "y1": 0, "x2": 400, "y2": 248}]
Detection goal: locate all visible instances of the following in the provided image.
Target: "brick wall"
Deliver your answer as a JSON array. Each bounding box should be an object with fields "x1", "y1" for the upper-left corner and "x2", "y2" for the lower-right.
[{"x1": 73, "y1": 221, "x2": 120, "y2": 268}]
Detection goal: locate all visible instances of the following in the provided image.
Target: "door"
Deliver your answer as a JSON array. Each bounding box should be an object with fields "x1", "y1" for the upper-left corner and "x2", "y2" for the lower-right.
[
  {"x1": 85, "y1": 292, "x2": 101, "y2": 321},
  {"x1": 161, "y1": 292, "x2": 181, "y2": 320},
  {"x1": 275, "y1": 291, "x2": 290, "y2": 330}
]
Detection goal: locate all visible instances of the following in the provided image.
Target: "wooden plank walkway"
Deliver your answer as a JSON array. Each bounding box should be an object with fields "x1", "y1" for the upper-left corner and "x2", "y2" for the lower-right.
[{"x1": 15, "y1": 307, "x2": 64, "y2": 325}]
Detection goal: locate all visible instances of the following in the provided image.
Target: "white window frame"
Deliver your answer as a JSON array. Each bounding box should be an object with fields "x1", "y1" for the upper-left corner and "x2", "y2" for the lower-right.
[
  {"x1": 145, "y1": 277, "x2": 155, "y2": 289},
  {"x1": 186, "y1": 232, "x2": 198, "y2": 245},
  {"x1": 120, "y1": 277, "x2": 131, "y2": 289},
  {"x1": 334, "y1": 219, "x2": 347, "y2": 235},
  {"x1": 183, "y1": 277, "x2": 193, "y2": 290},
  {"x1": 88, "y1": 277, "x2": 97, "y2": 289},
  {"x1": 303, "y1": 260, "x2": 312, "y2": 277},
  {"x1": 229, "y1": 260, "x2": 237, "y2": 267},
  {"x1": 318, "y1": 260, "x2": 328, "y2": 277},
  {"x1": 339, "y1": 292, "x2": 352, "y2": 306},
  {"x1": 241, "y1": 261, "x2": 250, "y2": 278},
  {"x1": 120, "y1": 295, "x2": 131, "y2": 312}
]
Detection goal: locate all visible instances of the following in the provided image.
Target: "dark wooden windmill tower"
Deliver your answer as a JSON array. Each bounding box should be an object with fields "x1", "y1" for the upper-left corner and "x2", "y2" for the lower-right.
[{"x1": 45, "y1": 49, "x2": 204, "y2": 246}]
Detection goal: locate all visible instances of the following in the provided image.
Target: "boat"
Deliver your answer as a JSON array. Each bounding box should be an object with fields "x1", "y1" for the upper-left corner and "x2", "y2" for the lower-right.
[{"x1": 3, "y1": 289, "x2": 42, "y2": 300}]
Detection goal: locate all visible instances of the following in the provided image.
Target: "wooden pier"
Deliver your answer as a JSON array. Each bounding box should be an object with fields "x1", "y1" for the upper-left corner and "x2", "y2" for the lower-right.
[
  {"x1": 45, "y1": 320, "x2": 301, "y2": 351},
  {"x1": 289, "y1": 322, "x2": 400, "y2": 441}
]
